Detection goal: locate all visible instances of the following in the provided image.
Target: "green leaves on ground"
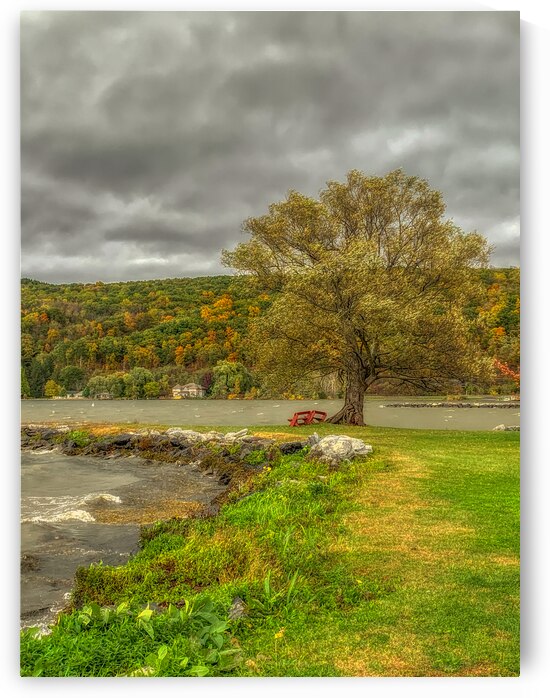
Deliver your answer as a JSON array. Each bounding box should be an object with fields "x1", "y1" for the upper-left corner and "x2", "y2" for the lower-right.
[{"x1": 21, "y1": 598, "x2": 242, "y2": 677}]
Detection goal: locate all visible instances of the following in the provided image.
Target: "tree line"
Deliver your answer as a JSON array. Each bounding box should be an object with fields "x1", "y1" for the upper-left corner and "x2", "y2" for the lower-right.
[{"x1": 21, "y1": 268, "x2": 518, "y2": 400}]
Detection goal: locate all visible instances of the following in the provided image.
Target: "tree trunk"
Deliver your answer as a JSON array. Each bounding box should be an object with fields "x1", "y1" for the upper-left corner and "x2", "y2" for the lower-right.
[{"x1": 327, "y1": 371, "x2": 366, "y2": 426}]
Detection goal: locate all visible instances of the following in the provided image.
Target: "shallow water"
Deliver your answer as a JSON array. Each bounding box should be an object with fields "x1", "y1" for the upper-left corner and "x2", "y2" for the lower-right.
[
  {"x1": 21, "y1": 398, "x2": 520, "y2": 431},
  {"x1": 20, "y1": 450, "x2": 226, "y2": 630}
]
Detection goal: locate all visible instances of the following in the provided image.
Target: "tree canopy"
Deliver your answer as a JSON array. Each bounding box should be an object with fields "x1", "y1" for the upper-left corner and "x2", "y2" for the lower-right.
[{"x1": 223, "y1": 169, "x2": 495, "y2": 424}]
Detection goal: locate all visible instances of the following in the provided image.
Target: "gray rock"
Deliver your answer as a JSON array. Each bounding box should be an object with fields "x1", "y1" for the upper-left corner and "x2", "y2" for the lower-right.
[
  {"x1": 109, "y1": 433, "x2": 133, "y2": 447},
  {"x1": 165, "y1": 428, "x2": 206, "y2": 443},
  {"x1": 309, "y1": 434, "x2": 373, "y2": 465},
  {"x1": 224, "y1": 428, "x2": 249, "y2": 442},
  {"x1": 202, "y1": 431, "x2": 225, "y2": 442},
  {"x1": 228, "y1": 596, "x2": 247, "y2": 620},
  {"x1": 308, "y1": 433, "x2": 321, "y2": 446},
  {"x1": 279, "y1": 441, "x2": 307, "y2": 455}
]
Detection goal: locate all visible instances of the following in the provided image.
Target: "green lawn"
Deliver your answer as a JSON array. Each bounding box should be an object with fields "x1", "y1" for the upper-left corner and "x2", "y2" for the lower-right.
[{"x1": 21, "y1": 424, "x2": 520, "y2": 677}]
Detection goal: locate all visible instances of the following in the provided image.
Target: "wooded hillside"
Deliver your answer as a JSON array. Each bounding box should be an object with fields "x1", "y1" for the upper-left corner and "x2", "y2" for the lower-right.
[{"x1": 20, "y1": 269, "x2": 519, "y2": 398}]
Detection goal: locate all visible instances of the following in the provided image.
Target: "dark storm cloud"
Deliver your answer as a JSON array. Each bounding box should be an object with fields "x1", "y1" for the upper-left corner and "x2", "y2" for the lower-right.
[{"x1": 21, "y1": 10, "x2": 519, "y2": 283}]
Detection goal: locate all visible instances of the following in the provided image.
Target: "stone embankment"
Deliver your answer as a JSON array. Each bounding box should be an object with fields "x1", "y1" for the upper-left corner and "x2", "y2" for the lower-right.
[
  {"x1": 21, "y1": 426, "x2": 374, "y2": 502},
  {"x1": 383, "y1": 401, "x2": 520, "y2": 408}
]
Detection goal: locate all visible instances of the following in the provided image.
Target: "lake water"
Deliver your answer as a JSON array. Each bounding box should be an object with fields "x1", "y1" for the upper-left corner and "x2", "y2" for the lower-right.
[
  {"x1": 20, "y1": 450, "x2": 225, "y2": 630},
  {"x1": 21, "y1": 398, "x2": 521, "y2": 431}
]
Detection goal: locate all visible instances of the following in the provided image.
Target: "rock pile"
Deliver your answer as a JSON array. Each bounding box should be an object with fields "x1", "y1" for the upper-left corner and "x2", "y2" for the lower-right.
[
  {"x1": 20, "y1": 426, "x2": 277, "y2": 489},
  {"x1": 385, "y1": 401, "x2": 520, "y2": 409},
  {"x1": 21, "y1": 426, "x2": 374, "y2": 480}
]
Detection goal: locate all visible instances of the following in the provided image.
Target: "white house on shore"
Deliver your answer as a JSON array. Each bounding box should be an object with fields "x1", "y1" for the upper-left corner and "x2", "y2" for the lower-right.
[{"x1": 172, "y1": 383, "x2": 206, "y2": 399}]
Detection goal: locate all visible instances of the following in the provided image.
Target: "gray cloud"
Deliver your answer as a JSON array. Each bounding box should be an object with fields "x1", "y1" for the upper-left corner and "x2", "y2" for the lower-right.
[{"x1": 21, "y1": 10, "x2": 519, "y2": 283}]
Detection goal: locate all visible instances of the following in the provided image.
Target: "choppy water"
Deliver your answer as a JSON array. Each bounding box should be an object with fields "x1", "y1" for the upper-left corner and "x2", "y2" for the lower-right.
[
  {"x1": 21, "y1": 397, "x2": 520, "y2": 431},
  {"x1": 20, "y1": 450, "x2": 226, "y2": 630}
]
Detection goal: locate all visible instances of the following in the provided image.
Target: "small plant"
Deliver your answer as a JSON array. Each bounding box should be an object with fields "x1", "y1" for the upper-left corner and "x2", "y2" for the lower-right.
[
  {"x1": 21, "y1": 597, "x2": 242, "y2": 677},
  {"x1": 66, "y1": 429, "x2": 92, "y2": 447},
  {"x1": 244, "y1": 449, "x2": 267, "y2": 466},
  {"x1": 248, "y1": 570, "x2": 302, "y2": 617}
]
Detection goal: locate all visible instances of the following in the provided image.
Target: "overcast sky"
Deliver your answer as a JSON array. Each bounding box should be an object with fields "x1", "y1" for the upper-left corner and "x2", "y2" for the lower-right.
[{"x1": 20, "y1": 10, "x2": 519, "y2": 284}]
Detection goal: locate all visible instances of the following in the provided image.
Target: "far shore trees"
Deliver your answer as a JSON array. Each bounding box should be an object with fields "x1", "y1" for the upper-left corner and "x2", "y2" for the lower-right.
[{"x1": 223, "y1": 169, "x2": 494, "y2": 425}]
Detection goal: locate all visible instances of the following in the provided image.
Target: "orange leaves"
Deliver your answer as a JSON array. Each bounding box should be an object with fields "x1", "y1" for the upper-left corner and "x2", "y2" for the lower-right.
[
  {"x1": 175, "y1": 346, "x2": 186, "y2": 365},
  {"x1": 494, "y1": 359, "x2": 520, "y2": 386},
  {"x1": 200, "y1": 305, "x2": 213, "y2": 322},
  {"x1": 200, "y1": 294, "x2": 235, "y2": 324}
]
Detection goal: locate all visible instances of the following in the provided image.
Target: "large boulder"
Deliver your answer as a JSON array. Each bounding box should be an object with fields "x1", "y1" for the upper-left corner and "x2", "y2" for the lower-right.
[{"x1": 309, "y1": 434, "x2": 373, "y2": 466}]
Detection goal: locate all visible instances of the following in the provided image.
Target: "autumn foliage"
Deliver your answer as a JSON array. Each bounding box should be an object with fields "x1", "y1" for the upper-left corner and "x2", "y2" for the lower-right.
[{"x1": 21, "y1": 268, "x2": 519, "y2": 399}]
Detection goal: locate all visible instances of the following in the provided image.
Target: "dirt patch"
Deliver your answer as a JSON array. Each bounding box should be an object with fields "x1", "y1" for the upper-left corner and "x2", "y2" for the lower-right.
[{"x1": 90, "y1": 500, "x2": 203, "y2": 524}]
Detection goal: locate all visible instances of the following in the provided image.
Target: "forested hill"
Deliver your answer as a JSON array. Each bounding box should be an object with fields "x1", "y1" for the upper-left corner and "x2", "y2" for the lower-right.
[{"x1": 20, "y1": 269, "x2": 519, "y2": 399}]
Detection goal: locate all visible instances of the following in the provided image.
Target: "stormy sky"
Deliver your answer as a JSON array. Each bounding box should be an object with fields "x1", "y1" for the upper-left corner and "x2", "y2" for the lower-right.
[{"x1": 20, "y1": 10, "x2": 519, "y2": 284}]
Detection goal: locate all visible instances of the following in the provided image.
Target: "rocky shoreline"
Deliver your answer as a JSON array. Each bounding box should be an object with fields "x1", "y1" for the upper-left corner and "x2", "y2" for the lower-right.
[
  {"x1": 21, "y1": 425, "x2": 283, "y2": 515},
  {"x1": 383, "y1": 401, "x2": 520, "y2": 409},
  {"x1": 21, "y1": 425, "x2": 373, "y2": 517}
]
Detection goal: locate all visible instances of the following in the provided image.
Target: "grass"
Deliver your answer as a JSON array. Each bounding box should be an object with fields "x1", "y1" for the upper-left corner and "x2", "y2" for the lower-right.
[{"x1": 20, "y1": 423, "x2": 520, "y2": 677}]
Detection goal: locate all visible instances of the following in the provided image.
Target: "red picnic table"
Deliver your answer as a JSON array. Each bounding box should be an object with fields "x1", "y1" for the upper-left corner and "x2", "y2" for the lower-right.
[{"x1": 287, "y1": 410, "x2": 328, "y2": 427}]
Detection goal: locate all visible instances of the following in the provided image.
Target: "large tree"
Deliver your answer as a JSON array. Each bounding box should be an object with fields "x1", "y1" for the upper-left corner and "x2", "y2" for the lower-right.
[{"x1": 223, "y1": 169, "x2": 494, "y2": 425}]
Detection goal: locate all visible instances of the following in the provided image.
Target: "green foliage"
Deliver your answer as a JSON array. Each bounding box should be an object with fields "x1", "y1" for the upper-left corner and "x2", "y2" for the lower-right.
[
  {"x1": 211, "y1": 360, "x2": 253, "y2": 398},
  {"x1": 58, "y1": 365, "x2": 86, "y2": 392},
  {"x1": 66, "y1": 430, "x2": 92, "y2": 448},
  {"x1": 143, "y1": 381, "x2": 161, "y2": 399},
  {"x1": 20, "y1": 598, "x2": 242, "y2": 677},
  {"x1": 247, "y1": 570, "x2": 304, "y2": 618},
  {"x1": 26, "y1": 355, "x2": 52, "y2": 397},
  {"x1": 468, "y1": 268, "x2": 520, "y2": 389},
  {"x1": 20, "y1": 426, "x2": 519, "y2": 677},
  {"x1": 44, "y1": 379, "x2": 65, "y2": 398},
  {"x1": 21, "y1": 365, "x2": 31, "y2": 398},
  {"x1": 124, "y1": 367, "x2": 155, "y2": 399},
  {"x1": 222, "y1": 169, "x2": 496, "y2": 422}
]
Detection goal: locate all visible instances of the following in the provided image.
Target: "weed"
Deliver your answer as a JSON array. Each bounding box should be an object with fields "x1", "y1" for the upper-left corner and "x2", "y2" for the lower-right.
[{"x1": 66, "y1": 429, "x2": 92, "y2": 447}]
